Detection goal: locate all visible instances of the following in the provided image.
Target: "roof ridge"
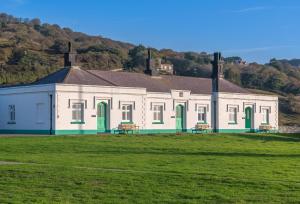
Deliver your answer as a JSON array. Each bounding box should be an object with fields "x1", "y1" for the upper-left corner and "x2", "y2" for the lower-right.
[
  {"x1": 62, "y1": 67, "x2": 72, "y2": 83},
  {"x1": 33, "y1": 67, "x2": 69, "y2": 84},
  {"x1": 85, "y1": 70, "x2": 119, "y2": 86}
]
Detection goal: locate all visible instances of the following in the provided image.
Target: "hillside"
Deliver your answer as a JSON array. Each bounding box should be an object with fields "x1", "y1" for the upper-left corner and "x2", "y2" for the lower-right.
[{"x1": 1, "y1": 13, "x2": 300, "y2": 126}]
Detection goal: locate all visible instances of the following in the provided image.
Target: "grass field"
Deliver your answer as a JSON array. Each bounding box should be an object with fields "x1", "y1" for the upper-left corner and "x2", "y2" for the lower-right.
[{"x1": 0, "y1": 133, "x2": 300, "y2": 204}]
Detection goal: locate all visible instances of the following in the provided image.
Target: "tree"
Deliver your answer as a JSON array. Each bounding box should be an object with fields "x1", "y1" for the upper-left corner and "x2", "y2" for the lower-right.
[
  {"x1": 224, "y1": 67, "x2": 241, "y2": 85},
  {"x1": 125, "y1": 45, "x2": 147, "y2": 71},
  {"x1": 265, "y1": 75, "x2": 284, "y2": 91},
  {"x1": 50, "y1": 40, "x2": 67, "y2": 53}
]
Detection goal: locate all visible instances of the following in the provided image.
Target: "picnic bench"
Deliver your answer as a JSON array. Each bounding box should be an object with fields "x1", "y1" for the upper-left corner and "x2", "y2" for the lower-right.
[
  {"x1": 259, "y1": 125, "x2": 274, "y2": 133},
  {"x1": 115, "y1": 123, "x2": 139, "y2": 134},
  {"x1": 192, "y1": 123, "x2": 210, "y2": 133}
]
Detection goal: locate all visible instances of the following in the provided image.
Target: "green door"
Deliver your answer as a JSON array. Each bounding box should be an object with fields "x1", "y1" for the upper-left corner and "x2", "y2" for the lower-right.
[
  {"x1": 97, "y1": 102, "x2": 107, "y2": 133},
  {"x1": 176, "y1": 105, "x2": 184, "y2": 131},
  {"x1": 245, "y1": 107, "x2": 252, "y2": 129}
]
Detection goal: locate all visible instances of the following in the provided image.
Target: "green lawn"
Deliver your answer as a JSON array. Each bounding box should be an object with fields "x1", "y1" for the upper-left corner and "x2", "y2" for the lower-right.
[{"x1": 0, "y1": 133, "x2": 300, "y2": 204}]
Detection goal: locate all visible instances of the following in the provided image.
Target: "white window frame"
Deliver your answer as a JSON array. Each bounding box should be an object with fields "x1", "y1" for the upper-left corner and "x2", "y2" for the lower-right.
[
  {"x1": 197, "y1": 106, "x2": 207, "y2": 123},
  {"x1": 122, "y1": 104, "x2": 133, "y2": 122},
  {"x1": 262, "y1": 108, "x2": 269, "y2": 124},
  {"x1": 72, "y1": 102, "x2": 84, "y2": 122},
  {"x1": 153, "y1": 105, "x2": 163, "y2": 123},
  {"x1": 229, "y1": 107, "x2": 237, "y2": 124},
  {"x1": 8, "y1": 105, "x2": 15, "y2": 122}
]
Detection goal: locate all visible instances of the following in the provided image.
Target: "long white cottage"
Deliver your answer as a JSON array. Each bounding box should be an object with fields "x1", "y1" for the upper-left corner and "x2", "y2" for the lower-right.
[{"x1": 0, "y1": 48, "x2": 278, "y2": 135}]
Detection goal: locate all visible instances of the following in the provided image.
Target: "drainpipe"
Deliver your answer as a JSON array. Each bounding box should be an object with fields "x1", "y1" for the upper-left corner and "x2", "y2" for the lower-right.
[{"x1": 49, "y1": 94, "x2": 53, "y2": 135}]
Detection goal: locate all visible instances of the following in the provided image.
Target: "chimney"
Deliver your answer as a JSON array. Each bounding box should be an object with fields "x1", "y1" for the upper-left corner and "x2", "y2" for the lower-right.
[
  {"x1": 64, "y1": 41, "x2": 76, "y2": 67},
  {"x1": 211, "y1": 52, "x2": 224, "y2": 92},
  {"x1": 144, "y1": 48, "x2": 159, "y2": 76}
]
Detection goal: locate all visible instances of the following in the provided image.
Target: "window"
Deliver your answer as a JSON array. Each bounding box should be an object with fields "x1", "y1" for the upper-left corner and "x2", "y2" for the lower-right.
[
  {"x1": 153, "y1": 105, "x2": 163, "y2": 123},
  {"x1": 36, "y1": 103, "x2": 44, "y2": 123},
  {"x1": 122, "y1": 104, "x2": 132, "y2": 122},
  {"x1": 72, "y1": 103, "x2": 84, "y2": 122},
  {"x1": 197, "y1": 106, "x2": 207, "y2": 123},
  {"x1": 8, "y1": 105, "x2": 15, "y2": 122},
  {"x1": 262, "y1": 108, "x2": 269, "y2": 124},
  {"x1": 229, "y1": 107, "x2": 237, "y2": 124}
]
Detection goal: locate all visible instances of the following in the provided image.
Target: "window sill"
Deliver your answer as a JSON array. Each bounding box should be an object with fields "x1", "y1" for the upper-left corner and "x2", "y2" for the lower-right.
[
  {"x1": 261, "y1": 123, "x2": 269, "y2": 125},
  {"x1": 70, "y1": 121, "x2": 85, "y2": 124},
  {"x1": 152, "y1": 122, "x2": 164, "y2": 124},
  {"x1": 197, "y1": 122, "x2": 207, "y2": 124},
  {"x1": 228, "y1": 122, "x2": 238, "y2": 125},
  {"x1": 121, "y1": 121, "x2": 133, "y2": 124},
  {"x1": 7, "y1": 121, "x2": 16, "y2": 124}
]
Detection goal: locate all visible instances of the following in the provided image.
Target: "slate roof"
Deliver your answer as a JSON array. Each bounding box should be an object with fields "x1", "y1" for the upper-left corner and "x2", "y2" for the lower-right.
[{"x1": 33, "y1": 67, "x2": 250, "y2": 94}]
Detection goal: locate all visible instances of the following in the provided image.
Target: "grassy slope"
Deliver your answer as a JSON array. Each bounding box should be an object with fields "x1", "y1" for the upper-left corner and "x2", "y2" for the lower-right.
[
  {"x1": 248, "y1": 88, "x2": 300, "y2": 126},
  {"x1": 0, "y1": 134, "x2": 299, "y2": 203}
]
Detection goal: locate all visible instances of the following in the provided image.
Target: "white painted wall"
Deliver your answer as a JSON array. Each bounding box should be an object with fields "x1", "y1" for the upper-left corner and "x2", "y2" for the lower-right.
[
  {"x1": 0, "y1": 83, "x2": 278, "y2": 134},
  {"x1": 145, "y1": 91, "x2": 211, "y2": 130},
  {"x1": 55, "y1": 85, "x2": 213, "y2": 132},
  {"x1": 55, "y1": 84, "x2": 146, "y2": 131},
  {"x1": 217, "y1": 92, "x2": 278, "y2": 130},
  {"x1": 0, "y1": 84, "x2": 55, "y2": 132}
]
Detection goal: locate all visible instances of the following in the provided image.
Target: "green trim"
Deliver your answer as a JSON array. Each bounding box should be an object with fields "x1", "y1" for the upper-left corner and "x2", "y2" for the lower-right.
[
  {"x1": 216, "y1": 129, "x2": 256, "y2": 133},
  {"x1": 152, "y1": 121, "x2": 164, "y2": 124},
  {"x1": 70, "y1": 121, "x2": 85, "y2": 124},
  {"x1": 121, "y1": 121, "x2": 133, "y2": 124},
  {"x1": 53, "y1": 130, "x2": 97, "y2": 135},
  {"x1": 0, "y1": 128, "x2": 278, "y2": 135},
  {"x1": 7, "y1": 121, "x2": 16, "y2": 124},
  {"x1": 0, "y1": 130, "x2": 51, "y2": 134},
  {"x1": 228, "y1": 122, "x2": 238, "y2": 125},
  {"x1": 197, "y1": 121, "x2": 207, "y2": 124}
]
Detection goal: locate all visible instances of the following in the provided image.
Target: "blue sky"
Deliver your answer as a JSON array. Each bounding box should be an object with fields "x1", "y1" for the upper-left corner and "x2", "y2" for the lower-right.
[{"x1": 1, "y1": 0, "x2": 300, "y2": 63}]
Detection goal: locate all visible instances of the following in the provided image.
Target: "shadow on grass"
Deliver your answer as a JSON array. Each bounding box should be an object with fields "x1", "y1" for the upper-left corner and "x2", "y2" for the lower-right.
[
  {"x1": 80, "y1": 149, "x2": 300, "y2": 158},
  {"x1": 232, "y1": 133, "x2": 300, "y2": 142}
]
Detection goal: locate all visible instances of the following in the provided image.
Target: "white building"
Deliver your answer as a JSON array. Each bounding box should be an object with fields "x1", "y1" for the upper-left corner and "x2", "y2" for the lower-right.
[
  {"x1": 0, "y1": 49, "x2": 278, "y2": 135},
  {"x1": 157, "y1": 60, "x2": 174, "y2": 74}
]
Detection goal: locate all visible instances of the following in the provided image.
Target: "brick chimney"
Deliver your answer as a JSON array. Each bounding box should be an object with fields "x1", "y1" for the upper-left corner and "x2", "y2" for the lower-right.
[
  {"x1": 211, "y1": 52, "x2": 224, "y2": 92},
  {"x1": 144, "y1": 48, "x2": 159, "y2": 76},
  {"x1": 64, "y1": 42, "x2": 76, "y2": 67}
]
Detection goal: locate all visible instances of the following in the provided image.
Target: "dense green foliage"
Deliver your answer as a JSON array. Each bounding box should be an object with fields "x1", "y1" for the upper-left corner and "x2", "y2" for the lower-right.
[
  {"x1": 0, "y1": 134, "x2": 299, "y2": 203},
  {"x1": 1, "y1": 13, "x2": 300, "y2": 125},
  {"x1": 0, "y1": 13, "x2": 133, "y2": 84},
  {"x1": 1, "y1": 12, "x2": 300, "y2": 95}
]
